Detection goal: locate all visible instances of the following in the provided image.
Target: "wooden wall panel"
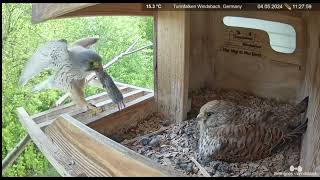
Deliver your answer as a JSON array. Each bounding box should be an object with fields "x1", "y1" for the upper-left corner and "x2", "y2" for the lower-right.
[
  {"x1": 88, "y1": 94, "x2": 155, "y2": 138},
  {"x1": 155, "y1": 11, "x2": 190, "y2": 122},
  {"x1": 188, "y1": 11, "x2": 215, "y2": 91},
  {"x1": 202, "y1": 11, "x2": 306, "y2": 103},
  {"x1": 299, "y1": 12, "x2": 320, "y2": 174}
]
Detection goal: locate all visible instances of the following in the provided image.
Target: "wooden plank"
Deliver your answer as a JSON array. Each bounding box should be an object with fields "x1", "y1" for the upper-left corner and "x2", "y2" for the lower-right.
[
  {"x1": 88, "y1": 93, "x2": 155, "y2": 137},
  {"x1": 16, "y1": 107, "x2": 83, "y2": 177},
  {"x1": 36, "y1": 90, "x2": 148, "y2": 128},
  {"x1": 60, "y1": 3, "x2": 153, "y2": 18},
  {"x1": 32, "y1": 3, "x2": 152, "y2": 24},
  {"x1": 44, "y1": 113, "x2": 183, "y2": 176},
  {"x1": 74, "y1": 90, "x2": 147, "y2": 124},
  {"x1": 188, "y1": 11, "x2": 215, "y2": 91},
  {"x1": 299, "y1": 12, "x2": 320, "y2": 174},
  {"x1": 95, "y1": 90, "x2": 144, "y2": 107},
  {"x1": 32, "y1": 85, "x2": 132, "y2": 124},
  {"x1": 156, "y1": 10, "x2": 190, "y2": 122},
  {"x1": 214, "y1": 11, "x2": 305, "y2": 66},
  {"x1": 153, "y1": 10, "x2": 158, "y2": 106},
  {"x1": 32, "y1": 3, "x2": 97, "y2": 23},
  {"x1": 115, "y1": 81, "x2": 153, "y2": 93},
  {"x1": 2, "y1": 135, "x2": 31, "y2": 173}
]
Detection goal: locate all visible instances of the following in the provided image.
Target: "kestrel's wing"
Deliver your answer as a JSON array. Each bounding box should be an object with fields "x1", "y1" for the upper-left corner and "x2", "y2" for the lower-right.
[
  {"x1": 206, "y1": 122, "x2": 305, "y2": 162},
  {"x1": 238, "y1": 105, "x2": 273, "y2": 125},
  {"x1": 71, "y1": 37, "x2": 99, "y2": 48},
  {"x1": 19, "y1": 40, "x2": 69, "y2": 85}
]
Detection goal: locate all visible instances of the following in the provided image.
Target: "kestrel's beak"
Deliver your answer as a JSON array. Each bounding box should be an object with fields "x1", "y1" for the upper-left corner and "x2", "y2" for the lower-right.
[
  {"x1": 93, "y1": 61, "x2": 100, "y2": 69},
  {"x1": 194, "y1": 113, "x2": 204, "y2": 121}
]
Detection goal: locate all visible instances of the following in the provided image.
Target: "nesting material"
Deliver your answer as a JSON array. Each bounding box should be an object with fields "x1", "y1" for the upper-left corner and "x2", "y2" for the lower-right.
[{"x1": 119, "y1": 88, "x2": 304, "y2": 177}]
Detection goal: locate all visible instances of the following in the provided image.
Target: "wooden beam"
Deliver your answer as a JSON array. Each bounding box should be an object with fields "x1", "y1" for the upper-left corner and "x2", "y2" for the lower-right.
[
  {"x1": 59, "y1": 3, "x2": 153, "y2": 18},
  {"x1": 299, "y1": 12, "x2": 320, "y2": 174},
  {"x1": 31, "y1": 85, "x2": 130, "y2": 122},
  {"x1": 36, "y1": 90, "x2": 148, "y2": 128},
  {"x1": 32, "y1": 3, "x2": 97, "y2": 23},
  {"x1": 44, "y1": 113, "x2": 183, "y2": 176},
  {"x1": 74, "y1": 90, "x2": 147, "y2": 124},
  {"x1": 88, "y1": 93, "x2": 155, "y2": 136},
  {"x1": 16, "y1": 107, "x2": 82, "y2": 176},
  {"x1": 2, "y1": 135, "x2": 31, "y2": 173},
  {"x1": 115, "y1": 82, "x2": 153, "y2": 93},
  {"x1": 155, "y1": 10, "x2": 190, "y2": 122},
  {"x1": 32, "y1": 3, "x2": 152, "y2": 24}
]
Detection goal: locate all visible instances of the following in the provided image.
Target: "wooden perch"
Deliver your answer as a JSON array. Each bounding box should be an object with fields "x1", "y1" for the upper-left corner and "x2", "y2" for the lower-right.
[
  {"x1": 189, "y1": 156, "x2": 211, "y2": 177},
  {"x1": 55, "y1": 38, "x2": 153, "y2": 106}
]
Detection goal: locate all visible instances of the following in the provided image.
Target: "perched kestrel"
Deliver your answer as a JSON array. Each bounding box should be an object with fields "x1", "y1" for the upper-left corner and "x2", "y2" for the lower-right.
[
  {"x1": 19, "y1": 37, "x2": 124, "y2": 112},
  {"x1": 196, "y1": 97, "x2": 308, "y2": 163}
]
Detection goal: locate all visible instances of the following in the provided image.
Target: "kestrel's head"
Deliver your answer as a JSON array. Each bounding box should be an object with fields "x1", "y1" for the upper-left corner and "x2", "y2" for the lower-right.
[
  {"x1": 75, "y1": 49, "x2": 103, "y2": 72},
  {"x1": 195, "y1": 100, "x2": 238, "y2": 128}
]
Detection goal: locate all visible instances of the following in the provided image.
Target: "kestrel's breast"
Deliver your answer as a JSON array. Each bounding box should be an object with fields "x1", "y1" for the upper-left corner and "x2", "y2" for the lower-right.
[
  {"x1": 199, "y1": 124, "x2": 285, "y2": 162},
  {"x1": 53, "y1": 63, "x2": 87, "y2": 91}
]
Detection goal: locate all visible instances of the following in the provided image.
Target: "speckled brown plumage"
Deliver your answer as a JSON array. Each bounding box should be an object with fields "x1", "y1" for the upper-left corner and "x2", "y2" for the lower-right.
[{"x1": 196, "y1": 97, "x2": 308, "y2": 163}]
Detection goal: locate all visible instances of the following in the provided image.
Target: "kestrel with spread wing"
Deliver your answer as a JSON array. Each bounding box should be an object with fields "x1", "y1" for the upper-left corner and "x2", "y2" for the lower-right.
[{"x1": 19, "y1": 37, "x2": 124, "y2": 113}]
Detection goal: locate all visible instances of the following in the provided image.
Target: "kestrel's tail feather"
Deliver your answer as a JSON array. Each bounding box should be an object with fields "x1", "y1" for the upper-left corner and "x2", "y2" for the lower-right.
[
  {"x1": 284, "y1": 118, "x2": 308, "y2": 141},
  {"x1": 271, "y1": 119, "x2": 308, "y2": 153},
  {"x1": 296, "y1": 96, "x2": 309, "y2": 113}
]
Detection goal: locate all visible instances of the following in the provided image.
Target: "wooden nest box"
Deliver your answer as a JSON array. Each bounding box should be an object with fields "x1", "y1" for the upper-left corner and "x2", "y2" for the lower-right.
[{"x1": 14, "y1": 3, "x2": 319, "y2": 177}]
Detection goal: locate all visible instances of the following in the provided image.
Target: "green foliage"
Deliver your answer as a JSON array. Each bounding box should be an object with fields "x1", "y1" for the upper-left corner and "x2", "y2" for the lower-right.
[{"x1": 2, "y1": 3, "x2": 154, "y2": 176}]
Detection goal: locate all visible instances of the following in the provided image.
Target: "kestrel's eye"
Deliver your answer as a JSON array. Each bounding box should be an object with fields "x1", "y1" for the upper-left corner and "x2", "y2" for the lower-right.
[{"x1": 205, "y1": 112, "x2": 214, "y2": 117}]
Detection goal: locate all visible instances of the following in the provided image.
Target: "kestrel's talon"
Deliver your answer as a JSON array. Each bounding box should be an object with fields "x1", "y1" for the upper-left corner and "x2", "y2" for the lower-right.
[
  {"x1": 87, "y1": 103, "x2": 103, "y2": 116},
  {"x1": 101, "y1": 106, "x2": 106, "y2": 112},
  {"x1": 91, "y1": 107, "x2": 103, "y2": 115}
]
